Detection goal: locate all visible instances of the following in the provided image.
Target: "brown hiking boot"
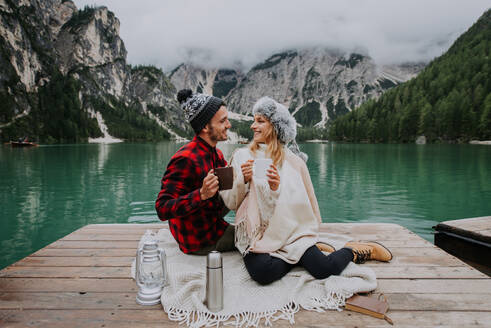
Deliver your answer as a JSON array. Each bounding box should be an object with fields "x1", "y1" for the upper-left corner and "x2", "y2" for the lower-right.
[
  {"x1": 345, "y1": 241, "x2": 393, "y2": 263},
  {"x1": 316, "y1": 242, "x2": 335, "y2": 253}
]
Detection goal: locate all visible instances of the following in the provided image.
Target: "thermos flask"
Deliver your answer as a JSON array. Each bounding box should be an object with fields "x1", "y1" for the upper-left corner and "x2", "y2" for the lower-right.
[{"x1": 205, "y1": 251, "x2": 223, "y2": 312}]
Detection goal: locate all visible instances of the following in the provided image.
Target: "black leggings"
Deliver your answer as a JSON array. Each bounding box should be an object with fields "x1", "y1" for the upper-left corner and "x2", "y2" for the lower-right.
[{"x1": 243, "y1": 246, "x2": 354, "y2": 285}]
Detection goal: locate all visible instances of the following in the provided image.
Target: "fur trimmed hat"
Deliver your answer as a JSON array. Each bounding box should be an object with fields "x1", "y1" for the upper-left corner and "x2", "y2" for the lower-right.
[
  {"x1": 252, "y1": 96, "x2": 308, "y2": 162},
  {"x1": 177, "y1": 89, "x2": 225, "y2": 134}
]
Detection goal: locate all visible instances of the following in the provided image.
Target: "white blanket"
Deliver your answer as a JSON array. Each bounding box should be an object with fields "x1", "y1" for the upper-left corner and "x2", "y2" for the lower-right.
[{"x1": 131, "y1": 229, "x2": 377, "y2": 328}]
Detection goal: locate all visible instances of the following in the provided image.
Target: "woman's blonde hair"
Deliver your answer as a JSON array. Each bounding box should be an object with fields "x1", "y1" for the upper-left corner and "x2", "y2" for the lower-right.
[{"x1": 249, "y1": 115, "x2": 285, "y2": 167}]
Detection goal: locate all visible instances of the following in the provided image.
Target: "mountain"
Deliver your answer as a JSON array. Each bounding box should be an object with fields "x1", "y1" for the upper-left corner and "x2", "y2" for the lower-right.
[
  {"x1": 0, "y1": 1, "x2": 190, "y2": 143},
  {"x1": 329, "y1": 9, "x2": 491, "y2": 143},
  {"x1": 169, "y1": 49, "x2": 423, "y2": 135},
  {"x1": 0, "y1": 0, "x2": 428, "y2": 143},
  {"x1": 169, "y1": 64, "x2": 244, "y2": 99},
  {"x1": 226, "y1": 49, "x2": 423, "y2": 129}
]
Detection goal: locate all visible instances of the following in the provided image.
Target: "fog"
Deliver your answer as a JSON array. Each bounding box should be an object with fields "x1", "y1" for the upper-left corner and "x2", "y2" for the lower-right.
[{"x1": 73, "y1": 0, "x2": 490, "y2": 71}]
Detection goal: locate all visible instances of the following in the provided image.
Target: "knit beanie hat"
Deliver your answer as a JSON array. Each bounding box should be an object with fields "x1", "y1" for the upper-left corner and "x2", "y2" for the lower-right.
[
  {"x1": 177, "y1": 89, "x2": 225, "y2": 134},
  {"x1": 252, "y1": 96, "x2": 308, "y2": 162}
]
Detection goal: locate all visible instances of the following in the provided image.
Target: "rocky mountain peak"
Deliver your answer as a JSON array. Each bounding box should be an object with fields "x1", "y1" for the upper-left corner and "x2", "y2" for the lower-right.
[
  {"x1": 0, "y1": 0, "x2": 190, "y2": 142},
  {"x1": 56, "y1": 5, "x2": 126, "y2": 73},
  {"x1": 169, "y1": 63, "x2": 244, "y2": 98},
  {"x1": 45, "y1": 0, "x2": 77, "y2": 37},
  {"x1": 224, "y1": 48, "x2": 423, "y2": 127},
  {"x1": 169, "y1": 48, "x2": 424, "y2": 130}
]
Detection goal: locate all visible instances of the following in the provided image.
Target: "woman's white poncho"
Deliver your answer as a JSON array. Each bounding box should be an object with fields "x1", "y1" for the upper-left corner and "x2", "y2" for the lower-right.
[{"x1": 220, "y1": 145, "x2": 321, "y2": 264}]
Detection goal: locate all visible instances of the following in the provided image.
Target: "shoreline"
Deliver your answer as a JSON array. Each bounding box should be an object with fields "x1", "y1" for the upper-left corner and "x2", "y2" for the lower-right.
[
  {"x1": 469, "y1": 140, "x2": 491, "y2": 145},
  {"x1": 88, "y1": 136, "x2": 123, "y2": 144}
]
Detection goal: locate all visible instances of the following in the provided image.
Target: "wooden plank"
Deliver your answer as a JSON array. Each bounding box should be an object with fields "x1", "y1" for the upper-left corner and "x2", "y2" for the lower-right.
[
  {"x1": 366, "y1": 265, "x2": 487, "y2": 279},
  {"x1": 294, "y1": 310, "x2": 491, "y2": 328},
  {"x1": 63, "y1": 232, "x2": 424, "y2": 242},
  {"x1": 16, "y1": 253, "x2": 466, "y2": 267},
  {"x1": 0, "y1": 292, "x2": 155, "y2": 310},
  {"x1": 83, "y1": 223, "x2": 167, "y2": 228},
  {"x1": 3, "y1": 277, "x2": 490, "y2": 295},
  {"x1": 62, "y1": 234, "x2": 142, "y2": 241},
  {"x1": 366, "y1": 254, "x2": 466, "y2": 266},
  {"x1": 358, "y1": 239, "x2": 433, "y2": 248},
  {"x1": 1, "y1": 291, "x2": 490, "y2": 311},
  {"x1": 436, "y1": 224, "x2": 491, "y2": 239},
  {"x1": 377, "y1": 278, "x2": 491, "y2": 293},
  {"x1": 76, "y1": 222, "x2": 409, "y2": 234},
  {"x1": 1, "y1": 264, "x2": 486, "y2": 279},
  {"x1": 80, "y1": 222, "x2": 406, "y2": 228},
  {"x1": 387, "y1": 247, "x2": 459, "y2": 257},
  {"x1": 67, "y1": 230, "x2": 161, "y2": 236},
  {"x1": 480, "y1": 228, "x2": 491, "y2": 235},
  {"x1": 74, "y1": 224, "x2": 166, "y2": 232},
  {"x1": 1, "y1": 309, "x2": 491, "y2": 328},
  {"x1": 384, "y1": 293, "x2": 491, "y2": 311},
  {"x1": 0, "y1": 278, "x2": 136, "y2": 292},
  {"x1": 12, "y1": 257, "x2": 134, "y2": 267},
  {"x1": 450, "y1": 222, "x2": 491, "y2": 231},
  {"x1": 31, "y1": 248, "x2": 137, "y2": 257},
  {"x1": 30, "y1": 245, "x2": 454, "y2": 258},
  {"x1": 1, "y1": 222, "x2": 490, "y2": 328},
  {"x1": 47, "y1": 241, "x2": 138, "y2": 249},
  {"x1": 0, "y1": 267, "x2": 130, "y2": 279},
  {"x1": 436, "y1": 216, "x2": 491, "y2": 241},
  {"x1": 320, "y1": 223, "x2": 415, "y2": 234},
  {"x1": 441, "y1": 216, "x2": 491, "y2": 226},
  {"x1": 46, "y1": 239, "x2": 432, "y2": 249},
  {"x1": 0, "y1": 309, "x2": 172, "y2": 328},
  {"x1": 72, "y1": 223, "x2": 427, "y2": 243}
]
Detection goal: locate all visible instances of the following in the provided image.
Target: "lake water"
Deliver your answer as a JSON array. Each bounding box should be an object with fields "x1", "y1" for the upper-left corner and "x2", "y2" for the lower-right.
[{"x1": 1, "y1": 142, "x2": 490, "y2": 269}]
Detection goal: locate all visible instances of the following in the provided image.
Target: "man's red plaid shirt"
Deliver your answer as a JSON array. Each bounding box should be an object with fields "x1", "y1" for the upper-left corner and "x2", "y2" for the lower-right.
[{"x1": 155, "y1": 136, "x2": 229, "y2": 253}]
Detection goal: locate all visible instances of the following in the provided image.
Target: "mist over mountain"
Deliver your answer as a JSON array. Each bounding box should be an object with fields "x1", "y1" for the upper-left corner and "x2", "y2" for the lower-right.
[
  {"x1": 73, "y1": 0, "x2": 491, "y2": 71},
  {"x1": 329, "y1": 9, "x2": 491, "y2": 143},
  {"x1": 169, "y1": 50, "x2": 424, "y2": 132}
]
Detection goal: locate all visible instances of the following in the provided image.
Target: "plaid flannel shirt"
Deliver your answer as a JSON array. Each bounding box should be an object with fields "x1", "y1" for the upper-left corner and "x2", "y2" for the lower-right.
[{"x1": 155, "y1": 136, "x2": 229, "y2": 253}]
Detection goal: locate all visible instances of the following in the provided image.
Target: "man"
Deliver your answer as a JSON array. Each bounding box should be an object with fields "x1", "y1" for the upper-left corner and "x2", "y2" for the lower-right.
[{"x1": 155, "y1": 89, "x2": 234, "y2": 255}]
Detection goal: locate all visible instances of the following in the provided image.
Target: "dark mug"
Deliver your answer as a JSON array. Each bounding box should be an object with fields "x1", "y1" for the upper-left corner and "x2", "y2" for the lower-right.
[{"x1": 214, "y1": 166, "x2": 234, "y2": 190}]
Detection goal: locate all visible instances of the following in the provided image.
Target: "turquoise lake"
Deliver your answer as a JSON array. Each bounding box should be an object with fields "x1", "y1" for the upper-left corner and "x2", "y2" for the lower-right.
[{"x1": 1, "y1": 142, "x2": 490, "y2": 269}]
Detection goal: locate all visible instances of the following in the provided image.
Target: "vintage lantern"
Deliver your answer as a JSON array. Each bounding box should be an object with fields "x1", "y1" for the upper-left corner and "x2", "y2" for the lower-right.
[{"x1": 135, "y1": 237, "x2": 167, "y2": 305}]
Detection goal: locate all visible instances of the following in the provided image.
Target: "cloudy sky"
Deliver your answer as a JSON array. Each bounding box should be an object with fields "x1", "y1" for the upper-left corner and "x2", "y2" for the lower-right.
[{"x1": 73, "y1": 0, "x2": 489, "y2": 71}]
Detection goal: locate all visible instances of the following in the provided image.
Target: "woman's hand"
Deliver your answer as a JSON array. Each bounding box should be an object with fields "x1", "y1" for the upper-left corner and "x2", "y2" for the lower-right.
[
  {"x1": 241, "y1": 159, "x2": 254, "y2": 183},
  {"x1": 266, "y1": 164, "x2": 280, "y2": 191}
]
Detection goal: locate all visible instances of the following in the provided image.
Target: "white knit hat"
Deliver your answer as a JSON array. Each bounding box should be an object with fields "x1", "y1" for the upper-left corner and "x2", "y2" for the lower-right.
[{"x1": 252, "y1": 96, "x2": 308, "y2": 162}]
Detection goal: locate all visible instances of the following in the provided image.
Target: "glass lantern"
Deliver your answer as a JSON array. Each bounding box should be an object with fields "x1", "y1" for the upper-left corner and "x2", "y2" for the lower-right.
[{"x1": 135, "y1": 238, "x2": 167, "y2": 305}]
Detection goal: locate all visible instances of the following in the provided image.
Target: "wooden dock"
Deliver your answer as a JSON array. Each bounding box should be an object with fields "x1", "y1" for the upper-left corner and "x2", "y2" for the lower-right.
[
  {"x1": 434, "y1": 216, "x2": 491, "y2": 276},
  {"x1": 1, "y1": 223, "x2": 490, "y2": 327}
]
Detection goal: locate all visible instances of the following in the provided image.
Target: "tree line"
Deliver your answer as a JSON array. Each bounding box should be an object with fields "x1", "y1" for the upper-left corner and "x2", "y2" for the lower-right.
[
  {"x1": 328, "y1": 10, "x2": 491, "y2": 143},
  {"x1": 1, "y1": 70, "x2": 173, "y2": 143}
]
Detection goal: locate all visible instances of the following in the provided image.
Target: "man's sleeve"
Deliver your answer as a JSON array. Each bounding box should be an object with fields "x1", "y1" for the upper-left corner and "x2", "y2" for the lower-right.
[{"x1": 155, "y1": 156, "x2": 206, "y2": 220}]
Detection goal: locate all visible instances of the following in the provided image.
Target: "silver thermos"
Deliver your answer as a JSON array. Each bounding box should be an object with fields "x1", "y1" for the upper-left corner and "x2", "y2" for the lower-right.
[{"x1": 205, "y1": 251, "x2": 223, "y2": 312}]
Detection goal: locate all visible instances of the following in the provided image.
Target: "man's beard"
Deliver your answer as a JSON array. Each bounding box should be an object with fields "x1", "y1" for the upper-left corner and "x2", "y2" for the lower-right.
[{"x1": 208, "y1": 124, "x2": 227, "y2": 142}]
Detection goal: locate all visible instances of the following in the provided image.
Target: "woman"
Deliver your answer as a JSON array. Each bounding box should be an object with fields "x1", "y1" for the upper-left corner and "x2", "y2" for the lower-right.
[{"x1": 220, "y1": 97, "x2": 392, "y2": 285}]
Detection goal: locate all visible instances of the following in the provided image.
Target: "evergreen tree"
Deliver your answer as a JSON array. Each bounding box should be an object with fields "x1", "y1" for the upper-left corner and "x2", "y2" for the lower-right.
[
  {"x1": 329, "y1": 9, "x2": 491, "y2": 143},
  {"x1": 480, "y1": 93, "x2": 491, "y2": 138}
]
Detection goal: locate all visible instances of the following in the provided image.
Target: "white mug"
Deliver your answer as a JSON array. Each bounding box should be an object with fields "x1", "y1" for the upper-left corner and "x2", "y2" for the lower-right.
[{"x1": 253, "y1": 158, "x2": 273, "y2": 180}]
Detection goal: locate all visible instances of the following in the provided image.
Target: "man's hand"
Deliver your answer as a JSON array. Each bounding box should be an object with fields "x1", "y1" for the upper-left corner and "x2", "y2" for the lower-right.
[
  {"x1": 241, "y1": 159, "x2": 254, "y2": 183},
  {"x1": 200, "y1": 169, "x2": 219, "y2": 200},
  {"x1": 266, "y1": 164, "x2": 280, "y2": 191}
]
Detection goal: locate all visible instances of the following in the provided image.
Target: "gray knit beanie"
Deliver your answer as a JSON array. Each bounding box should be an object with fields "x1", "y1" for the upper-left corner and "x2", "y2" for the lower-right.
[
  {"x1": 252, "y1": 96, "x2": 308, "y2": 162},
  {"x1": 177, "y1": 89, "x2": 224, "y2": 134}
]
